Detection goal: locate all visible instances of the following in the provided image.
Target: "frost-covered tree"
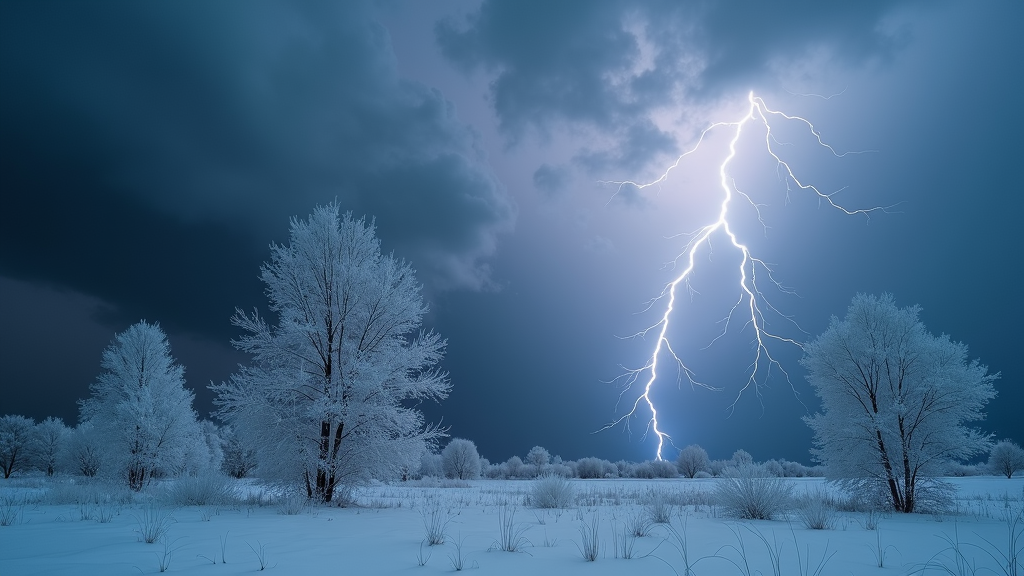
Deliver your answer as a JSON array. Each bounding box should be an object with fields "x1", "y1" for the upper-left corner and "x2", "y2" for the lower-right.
[
  {"x1": 80, "y1": 321, "x2": 204, "y2": 491},
  {"x1": 525, "y1": 446, "x2": 550, "y2": 476},
  {"x1": 0, "y1": 415, "x2": 35, "y2": 478},
  {"x1": 677, "y1": 444, "x2": 710, "y2": 478},
  {"x1": 441, "y1": 438, "x2": 480, "y2": 480},
  {"x1": 988, "y1": 440, "x2": 1024, "y2": 479},
  {"x1": 213, "y1": 204, "x2": 449, "y2": 502},
  {"x1": 65, "y1": 423, "x2": 103, "y2": 477},
  {"x1": 33, "y1": 417, "x2": 68, "y2": 476},
  {"x1": 803, "y1": 294, "x2": 997, "y2": 513},
  {"x1": 220, "y1": 426, "x2": 258, "y2": 479},
  {"x1": 731, "y1": 449, "x2": 754, "y2": 468},
  {"x1": 64, "y1": 422, "x2": 102, "y2": 475}
]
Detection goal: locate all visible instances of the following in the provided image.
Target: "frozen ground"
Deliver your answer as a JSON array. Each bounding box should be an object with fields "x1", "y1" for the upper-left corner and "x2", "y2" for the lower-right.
[{"x1": 1, "y1": 476, "x2": 1021, "y2": 575}]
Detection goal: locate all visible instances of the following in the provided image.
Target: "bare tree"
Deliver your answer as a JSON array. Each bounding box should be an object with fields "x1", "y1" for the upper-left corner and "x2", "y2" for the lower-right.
[
  {"x1": 676, "y1": 444, "x2": 710, "y2": 478},
  {"x1": 0, "y1": 415, "x2": 35, "y2": 479},
  {"x1": 988, "y1": 440, "x2": 1024, "y2": 479},
  {"x1": 803, "y1": 294, "x2": 997, "y2": 513},
  {"x1": 213, "y1": 204, "x2": 449, "y2": 502},
  {"x1": 80, "y1": 321, "x2": 203, "y2": 491}
]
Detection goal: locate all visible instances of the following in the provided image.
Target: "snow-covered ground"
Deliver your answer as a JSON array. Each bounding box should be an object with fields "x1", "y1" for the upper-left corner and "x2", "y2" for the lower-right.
[{"x1": 1, "y1": 476, "x2": 1021, "y2": 575}]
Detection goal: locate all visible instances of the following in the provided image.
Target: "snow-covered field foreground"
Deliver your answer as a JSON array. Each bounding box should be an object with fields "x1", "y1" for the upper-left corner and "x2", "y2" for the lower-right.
[{"x1": 1, "y1": 476, "x2": 1021, "y2": 575}]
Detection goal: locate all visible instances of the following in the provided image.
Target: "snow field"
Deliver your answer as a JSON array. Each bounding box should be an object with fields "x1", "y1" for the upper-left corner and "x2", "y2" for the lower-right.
[{"x1": 0, "y1": 476, "x2": 1021, "y2": 575}]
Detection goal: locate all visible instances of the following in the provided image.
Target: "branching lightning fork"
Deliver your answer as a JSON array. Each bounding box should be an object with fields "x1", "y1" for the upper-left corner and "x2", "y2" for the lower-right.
[{"x1": 601, "y1": 91, "x2": 886, "y2": 461}]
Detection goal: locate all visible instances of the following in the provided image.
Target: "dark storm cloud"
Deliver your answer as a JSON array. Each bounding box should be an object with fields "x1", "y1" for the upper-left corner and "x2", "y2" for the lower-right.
[
  {"x1": 0, "y1": 1, "x2": 514, "y2": 311},
  {"x1": 438, "y1": 0, "x2": 921, "y2": 159},
  {"x1": 573, "y1": 119, "x2": 678, "y2": 175},
  {"x1": 532, "y1": 163, "x2": 570, "y2": 196}
]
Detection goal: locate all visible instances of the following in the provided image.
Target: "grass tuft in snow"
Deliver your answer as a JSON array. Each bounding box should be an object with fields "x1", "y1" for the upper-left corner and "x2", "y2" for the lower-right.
[
  {"x1": 247, "y1": 540, "x2": 270, "y2": 571},
  {"x1": 492, "y1": 503, "x2": 531, "y2": 553},
  {"x1": 611, "y1": 517, "x2": 639, "y2": 559},
  {"x1": 420, "y1": 498, "x2": 456, "y2": 546},
  {"x1": 575, "y1": 513, "x2": 600, "y2": 562},
  {"x1": 657, "y1": 514, "x2": 713, "y2": 576},
  {"x1": 133, "y1": 506, "x2": 174, "y2": 544},
  {"x1": 644, "y1": 487, "x2": 674, "y2": 524}
]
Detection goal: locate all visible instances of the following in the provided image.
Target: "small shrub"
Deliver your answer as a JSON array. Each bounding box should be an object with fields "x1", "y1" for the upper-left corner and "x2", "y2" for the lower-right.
[
  {"x1": 531, "y1": 475, "x2": 575, "y2": 509},
  {"x1": 795, "y1": 487, "x2": 838, "y2": 530},
  {"x1": 0, "y1": 494, "x2": 25, "y2": 526},
  {"x1": 575, "y1": 457, "x2": 608, "y2": 479},
  {"x1": 714, "y1": 465, "x2": 793, "y2": 520},
  {"x1": 161, "y1": 473, "x2": 237, "y2": 506},
  {"x1": 276, "y1": 494, "x2": 309, "y2": 515}
]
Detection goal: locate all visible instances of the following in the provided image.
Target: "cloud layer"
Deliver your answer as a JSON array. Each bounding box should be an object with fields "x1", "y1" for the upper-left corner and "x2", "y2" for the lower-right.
[{"x1": 0, "y1": 0, "x2": 515, "y2": 309}]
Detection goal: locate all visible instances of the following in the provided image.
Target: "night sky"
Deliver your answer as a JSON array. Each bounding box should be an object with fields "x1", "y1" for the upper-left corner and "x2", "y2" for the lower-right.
[{"x1": 2, "y1": 0, "x2": 1021, "y2": 466}]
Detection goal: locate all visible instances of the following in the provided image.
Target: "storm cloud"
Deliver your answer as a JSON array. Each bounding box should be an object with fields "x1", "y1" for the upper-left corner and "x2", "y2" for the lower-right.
[{"x1": 1, "y1": 0, "x2": 514, "y2": 305}]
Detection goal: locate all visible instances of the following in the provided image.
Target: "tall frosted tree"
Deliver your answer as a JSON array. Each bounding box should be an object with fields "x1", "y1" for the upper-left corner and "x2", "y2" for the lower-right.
[
  {"x1": 80, "y1": 321, "x2": 203, "y2": 490},
  {"x1": 213, "y1": 204, "x2": 449, "y2": 503},
  {"x1": 802, "y1": 294, "x2": 996, "y2": 513}
]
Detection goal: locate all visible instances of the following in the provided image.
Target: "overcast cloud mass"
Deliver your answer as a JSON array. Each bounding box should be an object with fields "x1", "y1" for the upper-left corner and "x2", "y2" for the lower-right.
[{"x1": 1, "y1": 0, "x2": 1020, "y2": 464}]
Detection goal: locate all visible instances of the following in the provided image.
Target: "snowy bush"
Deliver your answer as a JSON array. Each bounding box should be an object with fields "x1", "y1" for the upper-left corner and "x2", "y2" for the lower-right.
[
  {"x1": 714, "y1": 465, "x2": 793, "y2": 520},
  {"x1": 576, "y1": 457, "x2": 610, "y2": 479},
  {"x1": 763, "y1": 459, "x2": 784, "y2": 477},
  {"x1": 525, "y1": 446, "x2": 550, "y2": 477},
  {"x1": 708, "y1": 459, "x2": 728, "y2": 477},
  {"x1": 441, "y1": 438, "x2": 481, "y2": 480},
  {"x1": 503, "y1": 455, "x2": 526, "y2": 479},
  {"x1": 795, "y1": 487, "x2": 838, "y2": 530},
  {"x1": 730, "y1": 449, "x2": 754, "y2": 468},
  {"x1": 419, "y1": 452, "x2": 444, "y2": 479},
  {"x1": 676, "y1": 444, "x2": 710, "y2": 478},
  {"x1": 530, "y1": 475, "x2": 575, "y2": 508},
  {"x1": 161, "y1": 473, "x2": 238, "y2": 506},
  {"x1": 988, "y1": 440, "x2": 1024, "y2": 479}
]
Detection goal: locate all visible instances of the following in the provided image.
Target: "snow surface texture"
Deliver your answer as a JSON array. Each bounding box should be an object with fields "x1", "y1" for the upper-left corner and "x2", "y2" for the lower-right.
[{"x1": 1, "y1": 477, "x2": 1021, "y2": 575}]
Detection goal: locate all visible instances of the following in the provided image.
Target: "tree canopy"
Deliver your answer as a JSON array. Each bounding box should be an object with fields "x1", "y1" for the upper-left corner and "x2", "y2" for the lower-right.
[
  {"x1": 802, "y1": 294, "x2": 996, "y2": 513},
  {"x1": 213, "y1": 203, "x2": 449, "y2": 502}
]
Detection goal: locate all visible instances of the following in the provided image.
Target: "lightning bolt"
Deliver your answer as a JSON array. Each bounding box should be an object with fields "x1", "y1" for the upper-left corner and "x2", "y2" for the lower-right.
[{"x1": 602, "y1": 91, "x2": 885, "y2": 461}]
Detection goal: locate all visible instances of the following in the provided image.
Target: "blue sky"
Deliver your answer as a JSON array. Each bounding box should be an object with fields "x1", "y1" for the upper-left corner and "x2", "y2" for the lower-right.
[{"x1": 1, "y1": 0, "x2": 1021, "y2": 464}]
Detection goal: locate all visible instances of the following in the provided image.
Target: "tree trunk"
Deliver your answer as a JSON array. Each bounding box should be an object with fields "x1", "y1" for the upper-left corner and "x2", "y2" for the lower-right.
[{"x1": 874, "y1": 430, "x2": 905, "y2": 512}]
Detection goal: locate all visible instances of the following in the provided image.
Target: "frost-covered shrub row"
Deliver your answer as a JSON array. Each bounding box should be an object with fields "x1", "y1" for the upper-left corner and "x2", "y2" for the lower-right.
[{"x1": 410, "y1": 442, "x2": 830, "y2": 482}]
